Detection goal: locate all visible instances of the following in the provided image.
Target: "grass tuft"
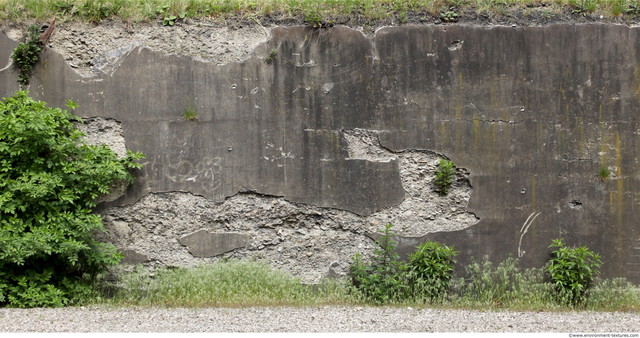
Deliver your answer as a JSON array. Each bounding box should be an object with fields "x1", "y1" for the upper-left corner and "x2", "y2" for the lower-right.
[
  {"x1": 0, "y1": 0, "x2": 637, "y2": 24},
  {"x1": 87, "y1": 257, "x2": 640, "y2": 311},
  {"x1": 102, "y1": 260, "x2": 356, "y2": 307}
]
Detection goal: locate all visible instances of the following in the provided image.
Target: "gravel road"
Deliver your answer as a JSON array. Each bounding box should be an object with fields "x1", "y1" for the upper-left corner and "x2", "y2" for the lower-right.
[{"x1": 1, "y1": 306, "x2": 639, "y2": 332}]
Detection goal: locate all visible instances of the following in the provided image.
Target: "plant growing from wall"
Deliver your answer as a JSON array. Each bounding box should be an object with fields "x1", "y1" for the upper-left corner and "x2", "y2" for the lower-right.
[
  {"x1": 11, "y1": 24, "x2": 43, "y2": 87},
  {"x1": 183, "y1": 107, "x2": 199, "y2": 121},
  {"x1": 304, "y1": 10, "x2": 326, "y2": 29},
  {"x1": 407, "y1": 241, "x2": 458, "y2": 301},
  {"x1": 546, "y1": 238, "x2": 602, "y2": 306},
  {"x1": 598, "y1": 165, "x2": 611, "y2": 181},
  {"x1": 265, "y1": 48, "x2": 278, "y2": 64},
  {"x1": 0, "y1": 91, "x2": 144, "y2": 307},
  {"x1": 434, "y1": 159, "x2": 456, "y2": 196}
]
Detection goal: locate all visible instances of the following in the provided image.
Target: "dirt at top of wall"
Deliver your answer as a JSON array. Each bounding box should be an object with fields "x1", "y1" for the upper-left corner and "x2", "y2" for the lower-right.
[{"x1": 2, "y1": 7, "x2": 638, "y2": 78}]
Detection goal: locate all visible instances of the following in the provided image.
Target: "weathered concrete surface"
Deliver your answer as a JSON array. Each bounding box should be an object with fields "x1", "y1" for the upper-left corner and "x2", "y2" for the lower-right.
[
  {"x1": 2, "y1": 23, "x2": 640, "y2": 282},
  {"x1": 178, "y1": 230, "x2": 249, "y2": 257}
]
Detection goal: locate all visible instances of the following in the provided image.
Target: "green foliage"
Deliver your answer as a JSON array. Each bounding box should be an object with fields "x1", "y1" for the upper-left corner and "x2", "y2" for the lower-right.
[
  {"x1": 598, "y1": 165, "x2": 611, "y2": 181},
  {"x1": 569, "y1": 0, "x2": 597, "y2": 13},
  {"x1": 162, "y1": 12, "x2": 186, "y2": 26},
  {"x1": 350, "y1": 224, "x2": 409, "y2": 304},
  {"x1": 78, "y1": 0, "x2": 123, "y2": 22},
  {"x1": 585, "y1": 277, "x2": 640, "y2": 311},
  {"x1": 4, "y1": 0, "x2": 640, "y2": 24},
  {"x1": 547, "y1": 238, "x2": 602, "y2": 306},
  {"x1": 155, "y1": 3, "x2": 187, "y2": 26},
  {"x1": 11, "y1": 24, "x2": 42, "y2": 87},
  {"x1": 350, "y1": 224, "x2": 457, "y2": 304},
  {"x1": 304, "y1": 9, "x2": 333, "y2": 29},
  {"x1": 0, "y1": 91, "x2": 143, "y2": 307},
  {"x1": 407, "y1": 241, "x2": 458, "y2": 301},
  {"x1": 183, "y1": 107, "x2": 199, "y2": 121},
  {"x1": 265, "y1": 48, "x2": 278, "y2": 64},
  {"x1": 434, "y1": 159, "x2": 456, "y2": 196},
  {"x1": 105, "y1": 260, "x2": 354, "y2": 307},
  {"x1": 440, "y1": 7, "x2": 460, "y2": 22},
  {"x1": 449, "y1": 256, "x2": 553, "y2": 308},
  {"x1": 611, "y1": 0, "x2": 626, "y2": 15},
  {"x1": 627, "y1": 0, "x2": 640, "y2": 15}
]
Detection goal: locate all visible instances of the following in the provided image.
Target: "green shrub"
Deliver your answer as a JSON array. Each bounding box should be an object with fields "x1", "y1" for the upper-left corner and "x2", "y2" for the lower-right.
[
  {"x1": 350, "y1": 224, "x2": 409, "y2": 304},
  {"x1": 0, "y1": 91, "x2": 143, "y2": 307},
  {"x1": 11, "y1": 24, "x2": 42, "y2": 87},
  {"x1": 407, "y1": 241, "x2": 457, "y2": 301},
  {"x1": 434, "y1": 159, "x2": 456, "y2": 196},
  {"x1": 350, "y1": 224, "x2": 458, "y2": 304},
  {"x1": 547, "y1": 238, "x2": 602, "y2": 306}
]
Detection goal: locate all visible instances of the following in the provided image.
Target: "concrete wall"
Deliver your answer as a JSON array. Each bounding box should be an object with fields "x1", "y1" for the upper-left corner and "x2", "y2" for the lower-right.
[{"x1": 1, "y1": 23, "x2": 639, "y2": 282}]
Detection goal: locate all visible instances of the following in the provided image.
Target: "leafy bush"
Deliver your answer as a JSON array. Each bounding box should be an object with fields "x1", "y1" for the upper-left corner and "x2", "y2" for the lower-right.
[
  {"x1": 11, "y1": 24, "x2": 42, "y2": 87},
  {"x1": 350, "y1": 224, "x2": 409, "y2": 304},
  {"x1": 0, "y1": 91, "x2": 143, "y2": 307},
  {"x1": 434, "y1": 159, "x2": 456, "y2": 196},
  {"x1": 350, "y1": 224, "x2": 457, "y2": 304},
  {"x1": 407, "y1": 241, "x2": 457, "y2": 301},
  {"x1": 547, "y1": 238, "x2": 602, "y2": 306}
]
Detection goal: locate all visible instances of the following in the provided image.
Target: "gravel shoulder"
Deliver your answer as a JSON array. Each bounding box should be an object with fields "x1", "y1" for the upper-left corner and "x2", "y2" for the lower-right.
[{"x1": 1, "y1": 306, "x2": 640, "y2": 332}]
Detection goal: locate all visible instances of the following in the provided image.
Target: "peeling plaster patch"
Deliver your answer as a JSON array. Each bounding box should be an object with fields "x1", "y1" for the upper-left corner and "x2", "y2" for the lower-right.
[
  {"x1": 569, "y1": 199, "x2": 583, "y2": 209},
  {"x1": 92, "y1": 42, "x2": 142, "y2": 76},
  {"x1": 121, "y1": 249, "x2": 150, "y2": 265},
  {"x1": 101, "y1": 192, "x2": 377, "y2": 283},
  {"x1": 179, "y1": 230, "x2": 249, "y2": 257},
  {"x1": 343, "y1": 128, "x2": 479, "y2": 236},
  {"x1": 75, "y1": 117, "x2": 132, "y2": 203},
  {"x1": 448, "y1": 40, "x2": 464, "y2": 51},
  {"x1": 321, "y1": 82, "x2": 334, "y2": 94},
  {"x1": 100, "y1": 127, "x2": 480, "y2": 282},
  {"x1": 48, "y1": 21, "x2": 271, "y2": 77},
  {"x1": 76, "y1": 117, "x2": 128, "y2": 158},
  {"x1": 342, "y1": 128, "x2": 395, "y2": 162}
]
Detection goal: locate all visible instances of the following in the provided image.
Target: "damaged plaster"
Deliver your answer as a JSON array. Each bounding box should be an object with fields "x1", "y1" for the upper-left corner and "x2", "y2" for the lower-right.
[
  {"x1": 3, "y1": 22, "x2": 640, "y2": 282},
  {"x1": 98, "y1": 127, "x2": 477, "y2": 283}
]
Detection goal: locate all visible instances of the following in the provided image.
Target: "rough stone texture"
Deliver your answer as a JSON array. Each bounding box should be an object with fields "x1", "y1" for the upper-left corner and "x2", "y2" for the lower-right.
[
  {"x1": 344, "y1": 128, "x2": 478, "y2": 236},
  {"x1": 2, "y1": 23, "x2": 640, "y2": 282},
  {"x1": 120, "y1": 249, "x2": 149, "y2": 265},
  {"x1": 0, "y1": 21, "x2": 270, "y2": 77},
  {"x1": 75, "y1": 117, "x2": 130, "y2": 203},
  {"x1": 179, "y1": 230, "x2": 249, "y2": 257},
  {"x1": 2, "y1": 306, "x2": 640, "y2": 332},
  {"x1": 75, "y1": 117, "x2": 128, "y2": 158}
]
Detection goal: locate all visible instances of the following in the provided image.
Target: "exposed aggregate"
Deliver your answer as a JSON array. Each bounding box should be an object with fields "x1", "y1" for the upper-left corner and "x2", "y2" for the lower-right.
[{"x1": 0, "y1": 306, "x2": 639, "y2": 333}]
